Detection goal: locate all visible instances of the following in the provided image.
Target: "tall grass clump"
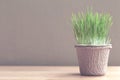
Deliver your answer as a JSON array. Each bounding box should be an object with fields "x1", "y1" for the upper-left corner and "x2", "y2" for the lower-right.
[{"x1": 71, "y1": 9, "x2": 112, "y2": 45}]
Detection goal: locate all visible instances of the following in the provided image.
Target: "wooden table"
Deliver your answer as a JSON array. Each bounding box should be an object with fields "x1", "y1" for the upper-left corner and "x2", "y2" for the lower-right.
[{"x1": 0, "y1": 66, "x2": 119, "y2": 80}]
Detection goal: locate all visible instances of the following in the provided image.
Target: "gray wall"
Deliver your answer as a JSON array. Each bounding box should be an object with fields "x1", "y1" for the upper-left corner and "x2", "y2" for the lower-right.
[{"x1": 0, "y1": 0, "x2": 119, "y2": 66}]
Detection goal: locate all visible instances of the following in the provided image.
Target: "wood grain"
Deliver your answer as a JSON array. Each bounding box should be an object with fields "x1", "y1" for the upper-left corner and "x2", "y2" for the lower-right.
[{"x1": 0, "y1": 66, "x2": 119, "y2": 80}]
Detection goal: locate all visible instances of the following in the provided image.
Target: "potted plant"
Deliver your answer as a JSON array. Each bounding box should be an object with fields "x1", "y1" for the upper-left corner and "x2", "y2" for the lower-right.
[{"x1": 71, "y1": 9, "x2": 113, "y2": 76}]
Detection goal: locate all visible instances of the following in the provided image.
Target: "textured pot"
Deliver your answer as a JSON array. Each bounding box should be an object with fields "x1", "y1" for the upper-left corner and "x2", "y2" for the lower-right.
[{"x1": 75, "y1": 44, "x2": 112, "y2": 76}]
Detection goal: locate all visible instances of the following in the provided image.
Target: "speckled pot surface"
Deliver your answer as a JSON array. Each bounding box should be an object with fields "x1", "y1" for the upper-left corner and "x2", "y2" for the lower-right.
[{"x1": 75, "y1": 44, "x2": 112, "y2": 76}]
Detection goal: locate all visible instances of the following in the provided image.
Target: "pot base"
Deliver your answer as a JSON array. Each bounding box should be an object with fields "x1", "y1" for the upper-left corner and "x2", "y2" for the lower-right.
[{"x1": 80, "y1": 73, "x2": 105, "y2": 76}]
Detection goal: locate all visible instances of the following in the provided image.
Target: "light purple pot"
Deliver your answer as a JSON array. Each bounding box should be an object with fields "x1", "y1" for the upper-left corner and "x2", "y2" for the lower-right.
[{"x1": 75, "y1": 44, "x2": 112, "y2": 76}]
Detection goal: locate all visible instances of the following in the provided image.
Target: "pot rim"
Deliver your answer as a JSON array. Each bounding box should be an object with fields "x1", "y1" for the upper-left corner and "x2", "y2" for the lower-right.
[{"x1": 75, "y1": 44, "x2": 112, "y2": 48}]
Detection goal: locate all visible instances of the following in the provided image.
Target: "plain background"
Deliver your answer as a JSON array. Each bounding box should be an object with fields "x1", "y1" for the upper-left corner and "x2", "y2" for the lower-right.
[{"x1": 0, "y1": 0, "x2": 119, "y2": 66}]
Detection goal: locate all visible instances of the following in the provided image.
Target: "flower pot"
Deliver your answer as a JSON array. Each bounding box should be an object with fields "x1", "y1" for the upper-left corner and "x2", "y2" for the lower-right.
[{"x1": 75, "y1": 44, "x2": 112, "y2": 76}]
